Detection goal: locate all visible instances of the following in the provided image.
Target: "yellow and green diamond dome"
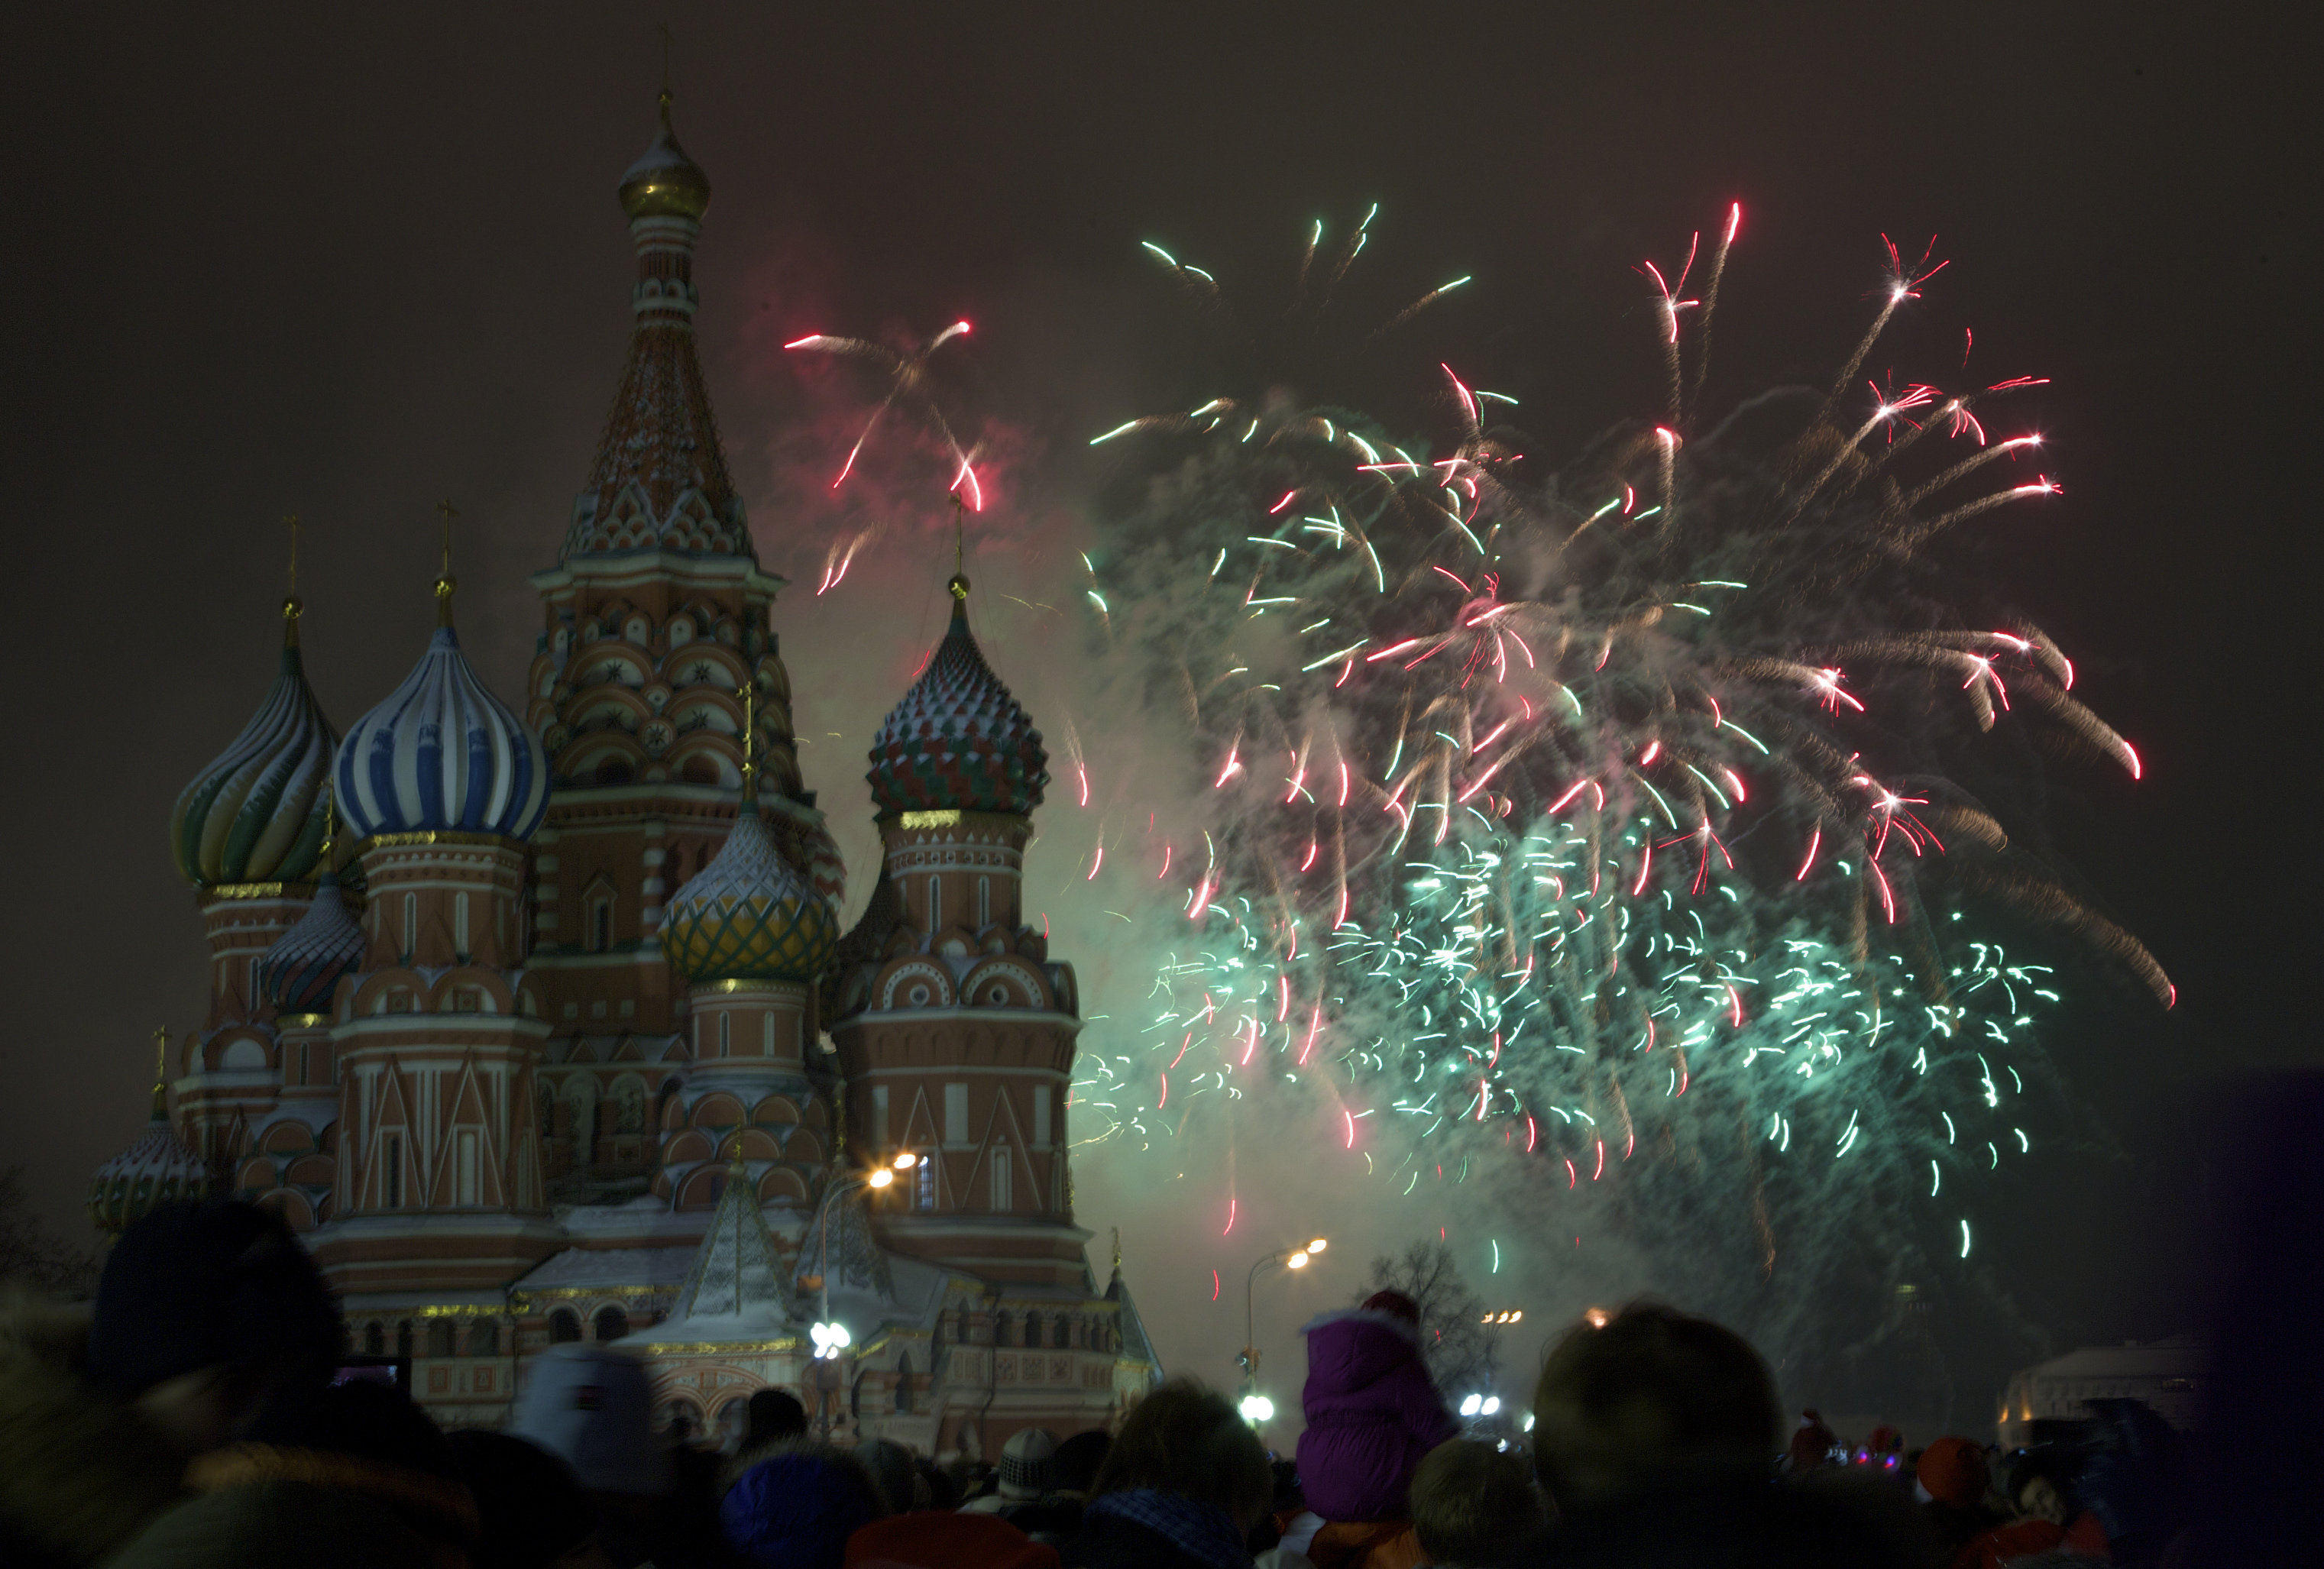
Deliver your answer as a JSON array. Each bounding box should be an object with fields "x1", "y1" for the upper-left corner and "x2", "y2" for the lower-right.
[{"x1": 660, "y1": 806, "x2": 837, "y2": 984}]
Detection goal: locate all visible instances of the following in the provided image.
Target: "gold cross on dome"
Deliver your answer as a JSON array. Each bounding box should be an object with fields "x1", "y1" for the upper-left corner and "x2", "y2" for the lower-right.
[
  {"x1": 736, "y1": 678, "x2": 758, "y2": 796},
  {"x1": 434, "y1": 499, "x2": 458, "y2": 577}
]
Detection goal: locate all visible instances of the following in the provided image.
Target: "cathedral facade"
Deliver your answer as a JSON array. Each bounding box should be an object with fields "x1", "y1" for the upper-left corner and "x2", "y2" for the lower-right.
[{"x1": 95, "y1": 92, "x2": 1159, "y2": 1456}]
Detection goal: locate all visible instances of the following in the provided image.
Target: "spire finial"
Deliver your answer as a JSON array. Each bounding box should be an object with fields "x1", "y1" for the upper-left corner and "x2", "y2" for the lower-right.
[
  {"x1": 281, "y1": 514, "x2": 304, "y2": 641},
  {"x1": 947, "y1": 491, "x2": 969, "y2": 600},
  {"x1": 727, "y1": 1127, "x2": 748, "y2": 1174},
  {"x1": 1111, "y1": 1225, "x2": 1122, "y2": 1270},
  {"x1": 433, "y1": 500, "x2": 459, "y2": 626},
  {"x1": 736, "y1": 677, "x2": 758, "y2": 805},
  {"x1": 150, "y1": 1027, "x2": 170, "y2": 1123},
  {"x1": 659, "y1": 21, "x2": 674, "y2": 103}
]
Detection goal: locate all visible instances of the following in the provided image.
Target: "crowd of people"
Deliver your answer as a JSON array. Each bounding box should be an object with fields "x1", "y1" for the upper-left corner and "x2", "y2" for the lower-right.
[{"x1": 0, "y1": 1201, "x2": 2210, "y2": 1568}]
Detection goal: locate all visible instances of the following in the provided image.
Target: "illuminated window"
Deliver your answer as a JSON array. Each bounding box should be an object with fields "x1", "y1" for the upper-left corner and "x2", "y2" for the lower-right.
[
  {"x1": 989, "y1": 1144, "x2": 1011, "y2": 1211},
  {"x1": 914, "y1": 1149, "x2": 937, "y2": 1210}
]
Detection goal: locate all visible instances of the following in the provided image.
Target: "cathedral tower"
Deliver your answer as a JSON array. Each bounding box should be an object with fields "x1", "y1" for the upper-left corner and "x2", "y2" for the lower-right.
[
  {"x1": 827, "y1": 570, "x2": 1088, "y2": 1289},
  {"x1": 523, "y1": 92, "x2": 842, "y2": 1195},
  {"x1": 308, "y1": 558, "x2": 562, "y2": 1299},
  {"x1": 165, "y1": 582, "x2": 338, "y2": 1180}
]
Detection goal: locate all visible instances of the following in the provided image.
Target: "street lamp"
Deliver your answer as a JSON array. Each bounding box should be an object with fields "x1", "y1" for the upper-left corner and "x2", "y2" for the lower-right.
[
  {"x1": 801, "y1": 1153, "x2": 921, "y2": 1422},
  {"x1": 1240, "y1": 1237, "x2": 1329, "y2": 1393},
  {"x1": 1238, "y1": 1393, "x2": 1275, "y2": 1425}
]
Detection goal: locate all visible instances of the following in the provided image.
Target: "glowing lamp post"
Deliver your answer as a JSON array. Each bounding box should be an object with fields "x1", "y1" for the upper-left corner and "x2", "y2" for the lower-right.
[
  {"x1": 1240, "y1": 1237, "x2": 1329, "y2": 1394},
  {"x1": 804, "y1": 1151, "x2": 918, "y2": 1429}
]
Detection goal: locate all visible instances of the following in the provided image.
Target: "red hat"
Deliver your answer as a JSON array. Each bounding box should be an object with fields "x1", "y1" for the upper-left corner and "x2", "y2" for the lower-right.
[
  {"x1": 846, "y1": 1511, "x2": 1060, "y2": 1569},
  {"x1": 1362, "y1": 1289, "x2": 1423, "y2": 1327},
  {"x1": 1916, "y1": 1436, "x2": 1989, "y2": 1509}
]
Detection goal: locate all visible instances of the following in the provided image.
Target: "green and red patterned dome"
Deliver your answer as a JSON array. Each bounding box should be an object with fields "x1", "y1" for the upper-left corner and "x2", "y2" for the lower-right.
[{"x1": 866, "y1": 586, "x2": 1048, "y2": 817}]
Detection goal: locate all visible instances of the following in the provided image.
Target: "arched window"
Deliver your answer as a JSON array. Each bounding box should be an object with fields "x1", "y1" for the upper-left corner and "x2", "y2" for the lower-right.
[
  {"x1": 594, "y1": 1305, "x2": 630, "y2": 1342},
  {"x1": 549, "y1": 1308, "x2": 582, "y2": 1344},
  {"x1": 895, "y1": 1351, "x2": 914, "y2": 1412},
  {"x1": 395, "y1": 1321, "x2": 414, "y2": 1359},
  {"x1": 426, "y1": 1321, "x2": 455, "y2": 1358},
  {"x1": 1052, "y1": 1315, "x2": 1070, "y2": 1350},
  {"x1": 468, "y1": 1321, "x2": 500, "y2": 1357},
  {"x1": 591, "y1": 894, "x2": 613, "y2": 953},
  {"x1": 993, "y1": 1311, "x2": 1011, "y2": 1348},
  {"x1": 364, "y1": 1321, "x2": 384, "y2": 1356}
]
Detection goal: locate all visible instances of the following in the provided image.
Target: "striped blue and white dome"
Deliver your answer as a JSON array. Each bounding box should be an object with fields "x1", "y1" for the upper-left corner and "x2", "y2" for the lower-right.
[{"x1": 335, "y1": 626, "x2": 549, "y2": 841}]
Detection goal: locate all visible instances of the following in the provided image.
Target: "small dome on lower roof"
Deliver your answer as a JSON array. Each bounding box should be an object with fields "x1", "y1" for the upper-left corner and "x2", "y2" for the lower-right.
[
  {"x1": 89, "y1": 1106, "x2": 206, "y2": 1235},
  {"x1": 661, "y1": 807, "x2": 837, "y2": 984},
  {"x1": 258, "y1": 868, "x2": 364, "y2": 1016}
]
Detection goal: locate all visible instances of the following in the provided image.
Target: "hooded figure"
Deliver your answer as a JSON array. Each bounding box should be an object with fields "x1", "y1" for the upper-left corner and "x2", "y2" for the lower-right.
[
  {"x1": 720, "y1": 1440, "x2": 886, "y2": 1569},
  {"x1": 1294, "y1": 1291, "x2": 1458, "y2": 1523}
]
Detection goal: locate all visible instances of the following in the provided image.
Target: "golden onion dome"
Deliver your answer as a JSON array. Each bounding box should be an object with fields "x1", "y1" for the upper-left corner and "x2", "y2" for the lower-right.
[
  {"x1": 619, "y1": 92, "x2": 710, "y2": 222},
  {"x1": 660, "y1": 806, "x2": 837, "y2": 985}
]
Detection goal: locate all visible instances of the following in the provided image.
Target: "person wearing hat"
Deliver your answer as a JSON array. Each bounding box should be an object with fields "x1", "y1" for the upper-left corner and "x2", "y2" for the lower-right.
[
  {"x1": 1915, "y1": 1435, "x2": 2005, "y2": 1566},
  {"x1": 510, "y1": 1342, "x2": 677, "y2": 1567},
  {"x1": 963, "y1": 1428, "x2": 1058, "y2": 1516},
  {"x1": 720, "y1": 1440, "x2": 888, "y2": 1569},
  {"x1": 1, "y1": 1198, "x2": 347, "y2": 1568},
  {"x1": 1293, "y1": 1289, "x2": 1458, "y2": 1526}
]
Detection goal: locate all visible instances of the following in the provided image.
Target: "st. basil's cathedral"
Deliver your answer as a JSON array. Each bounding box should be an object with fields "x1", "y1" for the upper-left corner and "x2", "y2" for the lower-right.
[{"x1": 87, "y1": 90, "x2": 1160, "y2": 1455}]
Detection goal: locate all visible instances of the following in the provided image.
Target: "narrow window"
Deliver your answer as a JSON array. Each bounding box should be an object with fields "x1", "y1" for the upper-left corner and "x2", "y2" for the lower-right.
[
  {"x1": 895, "y1": 1351, "x2": 914, "y2": 1412},
  {"x1": 591, "y1": 898, "x2": 611, "y2": 953},
  {"x1": 761, "y1": 1013, "x2": 775, "y2": 1056},
  {"x1": 384, "y1": 1134, "x2": 403, "y2": 1208},
  {"x1": 976, "y1": 876, "x2": 990, "y2": 926},
  {"x1": 456, "y1": 1131, "x2": 480, "y2": 1206},
  {"x1": 297, "y1": 1042, "x2": 309, "y2": 1086},
  {"x1": 872, "y1": 1085, "x2": 890, "y2": 1147},
  {"x1": 403, "y1": 894, "x2": 417, "y2": 956},
  {"x1": 455, "y1": 891, "x2": 471, "y2": 956},
  {"x1": 989, "y1": 1144, "x2": 1011, "y2": 1211},
  {"x1": 944, "y1": 1084, "x2": 968, "y2": 1146},
  {"x1": 927, "y1": 875, "x2": 940, "y2": 930},
  {"x1": 248, "y1": 956, "x2": 261, "y2": 1009},
  {"x1": 1034, "y1": 1084, "x2": 1052, "y2": 1147},
  {"x1": 718, "y1": 1012, "x2": 730, "y2": 1058},
  {"x1": 914, "y1": 1149, "x2": 936, "y2": 1210}
]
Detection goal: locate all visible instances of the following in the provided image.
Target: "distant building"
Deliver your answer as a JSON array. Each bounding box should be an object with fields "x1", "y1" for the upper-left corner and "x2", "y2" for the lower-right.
[
  {"x1": 95, "y1": 86, "x2": 1160, "y2": 1454},
  {"x1": 1997, "y1": 1334, "x2": 2205, "y2": 1449}
]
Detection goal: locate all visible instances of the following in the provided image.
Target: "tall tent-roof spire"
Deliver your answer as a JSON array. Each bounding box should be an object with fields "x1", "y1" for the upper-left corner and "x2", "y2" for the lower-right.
[
  {"x1": 660, "y1": 1137, "x2": 795, "y2": 1332},
  {"x1": 562, "y1": 81, "x2": 749, "y2": 561}
]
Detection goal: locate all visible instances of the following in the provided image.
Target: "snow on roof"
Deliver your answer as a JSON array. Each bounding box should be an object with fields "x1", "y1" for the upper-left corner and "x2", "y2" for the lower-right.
[{"x1": 516, "y1": 1246, "x2": 698, "y2": 1293}]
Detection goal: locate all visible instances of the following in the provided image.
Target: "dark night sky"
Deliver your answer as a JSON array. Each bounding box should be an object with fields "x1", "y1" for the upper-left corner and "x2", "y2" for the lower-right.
[{"x1": 2, "y1": 3, "x2": 2310, "y2": 1418}]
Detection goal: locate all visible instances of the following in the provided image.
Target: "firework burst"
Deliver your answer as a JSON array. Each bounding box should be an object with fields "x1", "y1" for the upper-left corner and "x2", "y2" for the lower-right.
[{"x1": 1063, "y1": 210, "x2": 2164, "y2": 1386}]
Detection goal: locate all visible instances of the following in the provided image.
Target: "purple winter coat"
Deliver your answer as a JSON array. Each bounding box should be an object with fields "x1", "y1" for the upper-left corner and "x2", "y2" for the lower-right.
[{"x1": 1293, "y1": 1308, "x2": 1459, "y2": 1522}]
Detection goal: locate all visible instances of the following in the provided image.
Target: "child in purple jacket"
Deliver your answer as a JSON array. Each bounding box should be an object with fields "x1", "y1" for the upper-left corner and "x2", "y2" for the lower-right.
[{"x1": 1294, "y1": 1289, "x2": 1461, "y2": 1522}]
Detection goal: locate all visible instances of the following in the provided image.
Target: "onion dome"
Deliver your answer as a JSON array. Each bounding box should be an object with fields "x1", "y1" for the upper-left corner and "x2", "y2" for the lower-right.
[
  {"x1": 867, "y1": 581, "x2": 1050, "y2": 817},
  {"x1": 89, "y1": 1041, "x2": 206, "y2": 1234},
  {"x1": 660, "y1": 806, "x2": 838, "y2": 983},
  {"x1": 335, "y1": 626, "x2": 549, "y2": 842},
  {"x1": 170, "y1": 610, "x2": 336, "y2": 888},
  {"x1": 257, "y1": 865, "x2": 364, "y2": 1017},
  {"x1": 619, "y1": 92, "x2": 710, "y2": 221}
]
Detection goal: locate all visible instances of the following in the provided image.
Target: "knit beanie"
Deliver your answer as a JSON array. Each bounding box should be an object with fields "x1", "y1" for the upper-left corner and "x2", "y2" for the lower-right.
[
  {"x1": 1917, "y1": 1435, "x2": 1990, "y2": 1509},
  {"x1": 1361, "y1": 1289, "x2": 1423, "y2": 1328},
  {"x1": 508, "y1": 1342, "x2": 668, "y2": 1496},
  {"x1": 86, "y1": 1198, "x2": 340, "y2": 1398},
  {"x1": 998, "y1": 1428, "x2": 1059, "y2": 1502},
  {"x1": 722, "y1": 1449, "x2": 884, "y2": 1569}
]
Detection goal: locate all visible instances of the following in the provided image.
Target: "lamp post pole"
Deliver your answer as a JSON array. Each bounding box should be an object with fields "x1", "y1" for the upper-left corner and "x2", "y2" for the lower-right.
[
  {"x1": 802, "y1": 1153, "x2": 909, "y2": 1436},
  {"x1": 1238, "y1": 1237, "x2": 1328, "y2": 1397}
]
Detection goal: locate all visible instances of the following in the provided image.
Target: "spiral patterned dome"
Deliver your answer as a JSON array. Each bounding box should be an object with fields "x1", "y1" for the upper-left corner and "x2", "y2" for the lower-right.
[
  {"x1": 661, "y1": 807, "x2": 837, "y2": 984},
  {"x1": 170, "y1": 636, "x2": 336, "y2": 888},
  {"x1": 258, "y1": 868, "x2": 365, "y2": 1017},
  {"x1": 89, "y1": 1103, "x2": 206, "y2": 1234},
  {"x1": 867, "y1": 594, "x2": 1049, "y2": 817},
  {"x1": 335, "y1": 626, "x2": 549, "y2": 842}
]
